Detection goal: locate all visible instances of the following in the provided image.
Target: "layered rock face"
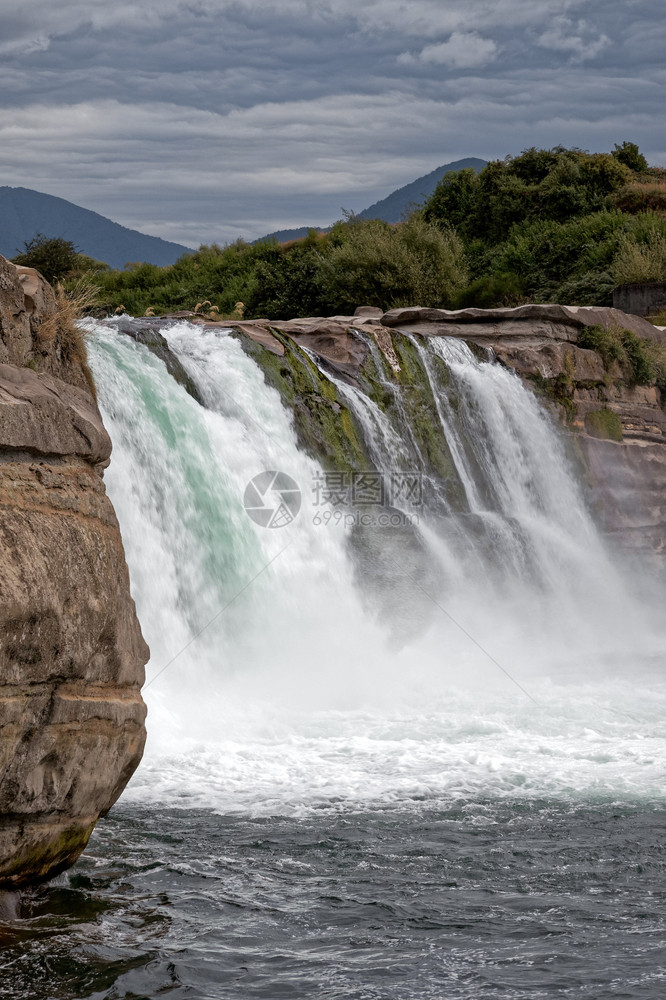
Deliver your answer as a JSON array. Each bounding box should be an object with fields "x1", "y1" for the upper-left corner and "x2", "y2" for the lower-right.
[
  {"x1": 0, "y1": 257, "x2": 148, "y2": 888},
  {"x1": 214, "y1": 303, "x2": 666, "y2": 568}
]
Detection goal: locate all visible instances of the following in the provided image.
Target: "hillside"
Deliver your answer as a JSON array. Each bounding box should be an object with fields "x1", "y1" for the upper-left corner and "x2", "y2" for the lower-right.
[
  {"x1": 0, "y1": 187, "x2": 192, "y2": 268},
  {"x1": 258, "y1": 157, "x2": 487, "y2": 242},
  {"x1": 357, "y1": 157, "x2": 487, "y2": 223}
]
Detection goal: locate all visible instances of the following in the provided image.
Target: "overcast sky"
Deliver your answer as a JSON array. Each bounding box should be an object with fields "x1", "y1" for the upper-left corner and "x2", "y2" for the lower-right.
[{"x1": 0, "y1": 0, "x2": 663, "y2": 246}]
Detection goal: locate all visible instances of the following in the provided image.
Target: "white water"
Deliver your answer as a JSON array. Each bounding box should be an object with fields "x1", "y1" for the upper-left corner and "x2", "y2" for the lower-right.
[{"x1": 85, "y1": 320, "x2": 666, "y2": 817}]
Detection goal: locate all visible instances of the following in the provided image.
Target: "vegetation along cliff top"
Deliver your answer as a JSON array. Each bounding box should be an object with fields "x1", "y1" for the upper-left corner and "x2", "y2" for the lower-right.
[{"x1": 12, "y1": 143, "x2": 666, "y2": 326}]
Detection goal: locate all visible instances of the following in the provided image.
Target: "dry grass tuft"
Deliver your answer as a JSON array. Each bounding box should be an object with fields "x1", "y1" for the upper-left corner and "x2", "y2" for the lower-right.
[{"x1": 34, "y1": 280, "x2": 100, "y2": 399}]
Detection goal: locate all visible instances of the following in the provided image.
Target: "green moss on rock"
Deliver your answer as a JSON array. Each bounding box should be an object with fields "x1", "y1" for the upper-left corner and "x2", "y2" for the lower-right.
[
  {"x1": 360, "y1": 330, "x2": 467, "y2": 506},
  {"x1": 584, "y1": 407, "x2": 624, "y2": 441},
  {"x1": 0, "y1": 818, "x2": 96, "y2": 889},
  {"x1": 233, "y1": 329, "x2": 370, "y2": 471}
]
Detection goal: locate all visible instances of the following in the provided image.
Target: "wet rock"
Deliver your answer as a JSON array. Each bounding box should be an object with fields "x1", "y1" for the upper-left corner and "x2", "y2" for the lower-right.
[{"x1": 114, "y1": 318, "x2": 204, "y2": 404}]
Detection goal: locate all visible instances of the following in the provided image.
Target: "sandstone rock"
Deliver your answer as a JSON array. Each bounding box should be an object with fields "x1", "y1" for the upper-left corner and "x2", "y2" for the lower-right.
[
  {"x1": 581, "y1": 437, "x2": 666, "y2": 568},
  {"x1": 0, "y1": 364, "x2": 111, "y2": 463},
  {"x1": 227, "y1": 321, "x2": 285, "y2": 356},
  {"x1": 15, "y1": 266, "x2": 56, "y2": 321},
  {"x1": 0, "y1": 257, "x2": 148, "y2": 888},
  {"x1": 490, "y1": 342, "x2": 605, "y2": 383},
  {"x1": 381, "y1": 303, "x2": 666, "y2": 344},
  {"x1": 366, "y1": 324, "x2": 401, "y2": 374},
  {"x1": 354, "y1": 306, "x2": 384, "y2": 318},
  {"x1": 0, "y1": 256, "x2": 33, "y2": 365},
  {"x1": 268, "y1": 319, "x2": 369, "y2": 375}
]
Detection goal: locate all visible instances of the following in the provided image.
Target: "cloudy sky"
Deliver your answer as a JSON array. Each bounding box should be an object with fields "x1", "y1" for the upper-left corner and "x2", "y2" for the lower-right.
[{"x1": 0, "y1": 0, "x2": 663, "y2": 246}]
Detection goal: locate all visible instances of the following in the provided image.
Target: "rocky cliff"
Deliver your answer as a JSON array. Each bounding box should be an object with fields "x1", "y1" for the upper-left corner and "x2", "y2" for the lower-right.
[{"x1": 0, "y1": 257, "x2": 148, "y2": 888}]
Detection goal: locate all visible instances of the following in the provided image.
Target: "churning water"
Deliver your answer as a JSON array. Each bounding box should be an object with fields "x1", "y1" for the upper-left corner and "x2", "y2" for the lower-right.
[{"x1": 1, "y1": 320, "x2": 664, "y2": 999}]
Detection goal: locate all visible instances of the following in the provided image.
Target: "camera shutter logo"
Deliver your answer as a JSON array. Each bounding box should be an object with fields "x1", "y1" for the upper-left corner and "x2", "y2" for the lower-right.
[{"x1": 243, "y1": 471, "x2": 302, "y2": 528}]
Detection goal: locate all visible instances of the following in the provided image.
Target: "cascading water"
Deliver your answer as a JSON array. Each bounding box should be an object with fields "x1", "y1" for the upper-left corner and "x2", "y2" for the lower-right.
[
  {"x1": 83, "y1": 319, "x2": 665, "y2": 815},
  {"x1": 8, "y1": 317, "x2": 665, "y2": 1000}
]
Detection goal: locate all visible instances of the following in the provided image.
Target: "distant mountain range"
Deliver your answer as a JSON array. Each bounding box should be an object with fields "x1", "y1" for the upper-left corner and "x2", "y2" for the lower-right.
[
  {"x1": 0, "y1": 157, "x2": 487, "y2": 268},
  {"x1": 257, "y1": 157, "x2": 487, "y2": 243},
  {"x1": 0, "y1": 187, "x2": 192, "y2": 269}
]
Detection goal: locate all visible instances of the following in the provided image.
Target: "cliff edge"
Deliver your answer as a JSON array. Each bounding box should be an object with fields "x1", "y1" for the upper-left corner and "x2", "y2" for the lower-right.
[{"x1": 0, "y1": 257, "x2": 148, "y2": 888}]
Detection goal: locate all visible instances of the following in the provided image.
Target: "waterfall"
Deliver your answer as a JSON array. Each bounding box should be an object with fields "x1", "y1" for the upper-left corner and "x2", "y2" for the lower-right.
[{"x1": 84, "y1": 319, "x2": 665, "y2": 816}]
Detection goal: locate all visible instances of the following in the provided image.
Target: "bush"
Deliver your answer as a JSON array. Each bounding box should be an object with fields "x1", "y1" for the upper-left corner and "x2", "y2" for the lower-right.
[
  {"x1": 244, "y1": 240, "x2": 333, "y2": 319},
  {"x1": 13, "y1": 234, "x2": 83, "y2": 283},
  {"x1": 611, "y1": 229, "x2": 666, "y2": 285},
  {"x1": 578, "y1": 325, "x2": 626, "y2": 368},
  {"x1": 317, "y1": 215, "x2": 468, "y2": 311},
  {"x1": 490, "y1": 211, "x2": 630, "y2": 301},
  {"x1": 422, "y1": 167, "x2": 479, "y2": 234},
  {"x1": 578, "y1": 324, "x2": 666, "y2": 390},
  {"x1": 455, "y1": 272, "x2": 526, "y2": 308},
  {"x1": 621, "y1": 329, "x2": 662, "y2": 386}
]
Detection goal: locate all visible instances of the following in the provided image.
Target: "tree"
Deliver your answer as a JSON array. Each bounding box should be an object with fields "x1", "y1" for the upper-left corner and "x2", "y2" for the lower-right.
[
  {"x1": 612, "y1": 141, "x2": 648, "y2": 173},
  {"x1": 12, "y1": 234, "x2": 82, "y2": 283}
]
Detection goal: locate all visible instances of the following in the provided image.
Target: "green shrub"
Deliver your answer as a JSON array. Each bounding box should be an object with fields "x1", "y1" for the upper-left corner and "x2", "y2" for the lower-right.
[
  {"x1": 244, "y1": 242, "x2": 333, "y2": 319},
  {"x1": 455, "y1": 271, "x2": 526, "y2": 308},
  {"x1": 490, "y1": 211, "x2": 630, "y2": 302},
  {"x1": 578, "y1": 324, "x2": 666, "y2": 390},
  {"x1": 316, "y1": 214, "x2": 468, "y2": 311},
  {"x1": 12, "y1": 234, "x2": 98, "y2": 284},
  {"x1": 611, "y1": 229, "x2": 666, "y2": 285},
  {"x1": 621, "y1": 329, "x2": 662, "y2": 386},
  {"x1": 578, "y1": 325, "x2": 626, "y2": 368}
]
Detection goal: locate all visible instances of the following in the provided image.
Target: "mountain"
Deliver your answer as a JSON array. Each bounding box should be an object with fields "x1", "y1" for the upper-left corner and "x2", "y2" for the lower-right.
[
  {"x1": 356, "y1": 157, "x2": 487, "y2": 223},
  {"x1": 255, "y1": 226, "x2": 323, "y2": 244},
  {"x1": 0, "y1": 187, "x2": 192, "y2": 269},
  {"x1": 257, "y1": 157, "x2": 487, "y2": 242}
]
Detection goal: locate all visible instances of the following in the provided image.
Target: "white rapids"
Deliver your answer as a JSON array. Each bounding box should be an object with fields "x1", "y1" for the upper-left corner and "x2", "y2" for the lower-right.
[{"x1": 85, "y1": 319, "x2": 666, "y2": 818}]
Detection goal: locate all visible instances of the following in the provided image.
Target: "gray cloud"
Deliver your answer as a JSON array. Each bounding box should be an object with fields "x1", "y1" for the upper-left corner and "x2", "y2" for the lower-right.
[
  {"x1": 399, "y1": 32, "x2": 498, "y2": 69},
  {"x1": 0, "y1": 0, "x2": 663, "y2": 245},
  {"x1": 536, "y1": 17, "x2": 610, "y2": 60}
]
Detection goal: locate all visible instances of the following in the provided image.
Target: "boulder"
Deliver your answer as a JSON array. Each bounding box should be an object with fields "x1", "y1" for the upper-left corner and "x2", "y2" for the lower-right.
[{"x1": 15, "y1": 266, "x2": 56, "y2": 320}]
